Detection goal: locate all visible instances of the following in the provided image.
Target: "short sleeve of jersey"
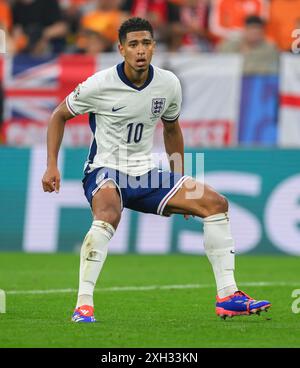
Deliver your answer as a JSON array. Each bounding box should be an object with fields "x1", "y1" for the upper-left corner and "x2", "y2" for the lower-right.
[
  {"x1": 66, "y1": 75, "x2": 99, "y2": 116},
  {"x1": 161, "y1": 76, "x2": 182, "y2": 122}
]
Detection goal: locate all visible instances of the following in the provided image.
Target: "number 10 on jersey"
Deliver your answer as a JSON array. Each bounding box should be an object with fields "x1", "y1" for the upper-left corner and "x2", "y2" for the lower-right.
[{"x1": 127, "y1": 123, "x2": 144, "y2": 143}]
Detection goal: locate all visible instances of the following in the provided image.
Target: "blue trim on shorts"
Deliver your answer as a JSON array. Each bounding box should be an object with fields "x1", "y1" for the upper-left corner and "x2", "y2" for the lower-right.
[
  {"x1": 82, "y1": 167, "x2": 187, "y2": 216},
  {"x1": 85, "y1": 113, "x2": 97, "y2": 175}
]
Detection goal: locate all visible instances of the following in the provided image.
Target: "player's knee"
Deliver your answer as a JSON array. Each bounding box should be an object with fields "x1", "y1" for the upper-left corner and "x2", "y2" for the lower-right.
[
  {"x1": 197, "y1": 192, "x2": 228, "y2": 218},
  {"x1": 209, "y1": 193, "x2": 228, "y2": 215},
  {"x1": 93, "y1": 206, "x2": 121, "y2": 229}
]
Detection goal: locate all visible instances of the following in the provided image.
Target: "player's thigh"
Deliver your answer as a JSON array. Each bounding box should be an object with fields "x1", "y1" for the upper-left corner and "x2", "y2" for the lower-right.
[
  {"x1": 164, "y1": 178, "x2": 228, "y2": 218},
  {"x1": 92, "y1": 181, "x2": 122, "y2": 228}
]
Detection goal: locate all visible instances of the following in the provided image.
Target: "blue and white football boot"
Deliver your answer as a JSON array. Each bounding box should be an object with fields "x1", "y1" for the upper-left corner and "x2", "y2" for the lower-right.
[
  {"x1": 71, "y1": 305, "x2": 96, "y2": 323},
  {"x1": 216, "y1": 290, "x2": 271, "y2": 319}
]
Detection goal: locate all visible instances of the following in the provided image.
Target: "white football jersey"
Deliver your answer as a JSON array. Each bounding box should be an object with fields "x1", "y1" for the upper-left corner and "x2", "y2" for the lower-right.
[{"x1": 66, "y1": 62, "x2": 182, "y2": 176}]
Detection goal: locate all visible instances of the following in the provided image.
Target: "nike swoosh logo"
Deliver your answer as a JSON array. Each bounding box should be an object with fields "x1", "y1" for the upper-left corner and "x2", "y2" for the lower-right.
[
  {"x1": 112, "y1": 106, "x2": 126, "y2": 112},
  {"x1": 230, "y1": 250, "x2": 235, "y2": 254}
]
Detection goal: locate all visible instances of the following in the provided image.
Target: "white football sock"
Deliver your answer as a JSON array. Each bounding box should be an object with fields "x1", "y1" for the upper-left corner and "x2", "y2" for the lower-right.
[
  {"x1": 203, "y1": 212, "x2": 238, "y2": 298},
  {"x1": 76, "y1": 220, "x2": 115, "y2": 308}
]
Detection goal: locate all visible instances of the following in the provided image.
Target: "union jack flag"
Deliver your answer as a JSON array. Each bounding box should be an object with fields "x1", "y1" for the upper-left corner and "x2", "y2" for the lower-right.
[{"x1": 0, "y1": 54, "x2": 96, "y2": 145}]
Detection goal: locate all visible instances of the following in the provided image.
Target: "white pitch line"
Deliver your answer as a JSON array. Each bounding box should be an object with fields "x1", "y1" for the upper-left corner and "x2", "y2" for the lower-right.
[{"x1": 5, "y1": 281, "x2": 300, "y2": 296}]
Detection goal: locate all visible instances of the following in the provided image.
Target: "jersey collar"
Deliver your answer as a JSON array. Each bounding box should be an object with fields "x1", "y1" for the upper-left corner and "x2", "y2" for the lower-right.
[{"x1": 117, "y1": 62, "x2": 154, "y2": 91}]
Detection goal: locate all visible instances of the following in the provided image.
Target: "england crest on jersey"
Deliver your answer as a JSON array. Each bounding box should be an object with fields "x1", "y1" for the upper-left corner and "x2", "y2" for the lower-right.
[{"x1": 151, "y1": 98, "x2": 166, "y2": 117}]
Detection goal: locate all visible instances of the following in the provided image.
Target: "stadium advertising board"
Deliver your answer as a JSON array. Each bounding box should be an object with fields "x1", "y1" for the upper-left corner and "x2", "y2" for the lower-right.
[{"x1": 0, "y1": 147, "x2": 299, "y2": 255}]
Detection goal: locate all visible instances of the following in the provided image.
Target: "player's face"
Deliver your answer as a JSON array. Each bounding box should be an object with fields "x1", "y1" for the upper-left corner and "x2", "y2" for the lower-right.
[{"x1": 119, "y1": 31, "x2": 155, "y2": 72}]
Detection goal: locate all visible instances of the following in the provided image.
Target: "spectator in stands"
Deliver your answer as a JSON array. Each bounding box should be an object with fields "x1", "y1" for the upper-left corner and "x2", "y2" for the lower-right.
[
  {"x1": 0, "y1": 0, "x2": 12, "y2": 32},
  {"x1": 12, "y1": 0, "x2": 68, "y2": 56},
  {"x1": 293, "y1": 17, "x2": 300, "y2": 54},
  {"x1": 59, "y1": 0, "x2": 97, "y2": 51},
  {"x1": 217, "y1": 15, "x2": 279, "y2": 75},
  {"x1": 78, "y1": 0, "x2": 127, "y2": 52},
  {"x1": 176, "y1": 0, "x2": 215, "y2": 52},
  {"x1": 209, "y1": 0, "x2": 268, "y2": 41},
  {"x1": 0, "y1": 0, "x2": 19, "y2": 55},
  {"x1": 76, "y1": 29, "x2": 114, "y2": 54},
  {"x1": 59, "y1": 0, "x2": 95, "y2": 14},
  {"x1": 266, "y1": 0, "x2": 300, "y2": 52}
]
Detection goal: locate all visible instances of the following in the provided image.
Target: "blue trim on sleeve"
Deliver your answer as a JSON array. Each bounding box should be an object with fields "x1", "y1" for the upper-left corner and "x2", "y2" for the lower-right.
[{"x1": 116, "y1": 62, "x2": 154, "y2": 91}]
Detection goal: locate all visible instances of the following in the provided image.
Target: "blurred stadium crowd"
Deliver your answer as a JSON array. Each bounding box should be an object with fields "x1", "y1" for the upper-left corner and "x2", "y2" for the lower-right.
[{"x1": 0, "y1": 0, "x2": 299, "y2": 62}]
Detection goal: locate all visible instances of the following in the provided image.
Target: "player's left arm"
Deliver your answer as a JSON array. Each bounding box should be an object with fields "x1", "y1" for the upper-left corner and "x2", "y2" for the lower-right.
[{"x1": 162, "y1": 118, "x2": 184, "y2": 175}]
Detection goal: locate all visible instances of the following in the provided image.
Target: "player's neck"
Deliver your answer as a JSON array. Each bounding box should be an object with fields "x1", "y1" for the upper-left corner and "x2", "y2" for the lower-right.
[{"x1": 124, "y1": 63, "x2": 149, "y2": 88}]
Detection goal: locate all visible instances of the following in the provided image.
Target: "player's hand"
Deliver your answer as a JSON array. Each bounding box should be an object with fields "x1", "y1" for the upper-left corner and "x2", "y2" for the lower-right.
[{"x1": 42, "y1": 166, "x2": 61, "y2": 193}]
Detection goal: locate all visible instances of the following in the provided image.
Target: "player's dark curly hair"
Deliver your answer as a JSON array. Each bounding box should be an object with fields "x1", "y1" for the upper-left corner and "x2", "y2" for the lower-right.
[{"x1": 118, "y1": 17, "x2": 154, "y2": 44}]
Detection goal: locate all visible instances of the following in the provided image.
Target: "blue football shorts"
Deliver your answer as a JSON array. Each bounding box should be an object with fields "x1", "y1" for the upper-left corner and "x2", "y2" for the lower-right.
[{"x1": 82, "y1": 167, "x2": 191, "y2": 216}]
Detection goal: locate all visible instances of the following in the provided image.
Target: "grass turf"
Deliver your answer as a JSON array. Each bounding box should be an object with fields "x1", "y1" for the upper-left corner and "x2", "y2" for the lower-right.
[{"x1": 0, "y1": 253, "x2": 299, "y2": 348}]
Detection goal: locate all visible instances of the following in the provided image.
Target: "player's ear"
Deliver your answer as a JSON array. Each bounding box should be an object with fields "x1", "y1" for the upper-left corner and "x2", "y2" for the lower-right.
[{"x1": 118, "y1": 43, "x2": 125, "y2": 57}]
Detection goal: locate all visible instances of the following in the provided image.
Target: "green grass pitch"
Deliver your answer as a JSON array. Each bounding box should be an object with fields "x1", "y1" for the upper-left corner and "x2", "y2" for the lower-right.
[{"x1": 0, "y1": 253, "x2": 299, "y2": 348}]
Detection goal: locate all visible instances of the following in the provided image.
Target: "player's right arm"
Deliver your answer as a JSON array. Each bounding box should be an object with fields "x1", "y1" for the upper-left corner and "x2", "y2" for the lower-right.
[
  {"x1": 42, "y1": 74, "x2": 99, "y2": 193},
  {"x1": 42, "y1": 100, "x2": 74, "y2": 193}
]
